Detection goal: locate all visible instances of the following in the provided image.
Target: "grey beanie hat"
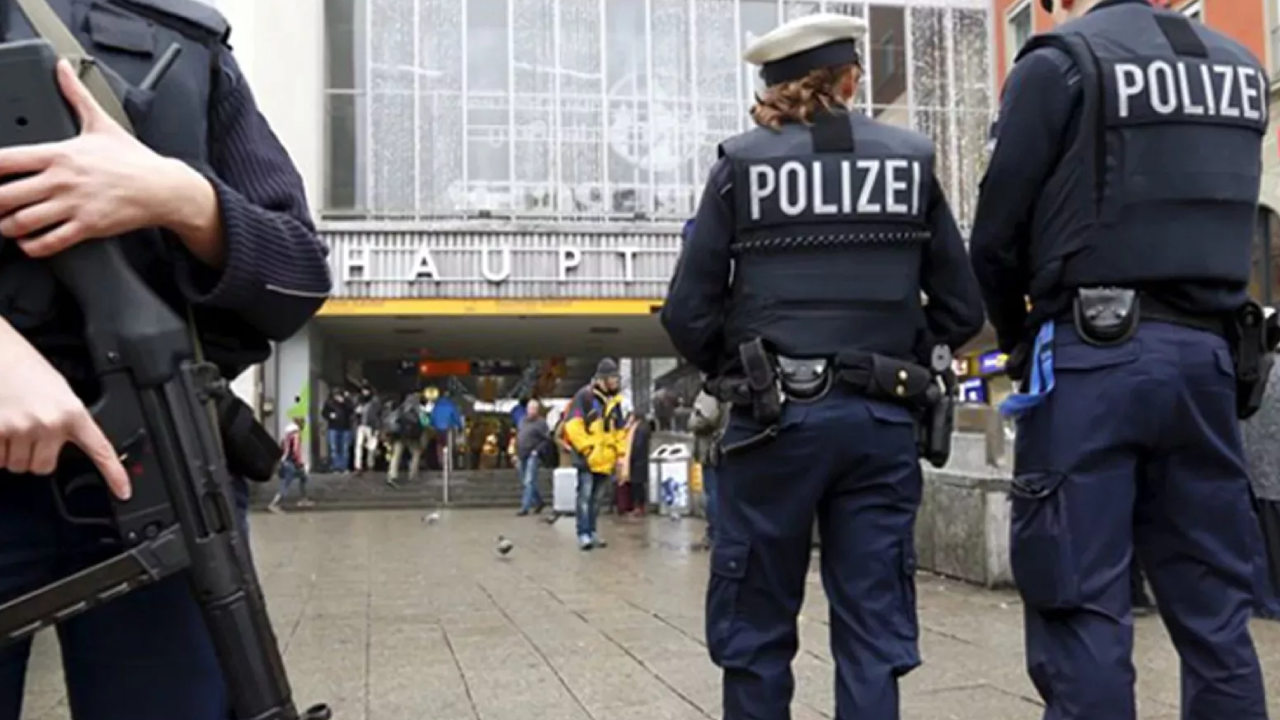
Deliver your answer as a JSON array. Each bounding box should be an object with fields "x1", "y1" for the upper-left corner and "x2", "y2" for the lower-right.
[{"x1": 595, "y1": 357, "x2": 620, "y2": 378}]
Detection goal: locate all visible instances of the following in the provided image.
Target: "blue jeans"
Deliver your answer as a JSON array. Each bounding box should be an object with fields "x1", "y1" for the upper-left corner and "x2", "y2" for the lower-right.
[
  {"x1": 703, "y1": 465, "x2": 719, "y2": 542},
  {"x1": 519, "y1": 455, "x2": 543, "y2": 512},
  {"x1": 575, "y1": 469, "x2": 608, "y2": 538},
  {"x1": 327, "y1": 428, "x2": 353, "y2": 471},
  {"x1": 278, "y1": 459, "x2": 308, "y2": 499},
  {"x1": 0, "y1": 470, "x2": 254, "y2": 720}
]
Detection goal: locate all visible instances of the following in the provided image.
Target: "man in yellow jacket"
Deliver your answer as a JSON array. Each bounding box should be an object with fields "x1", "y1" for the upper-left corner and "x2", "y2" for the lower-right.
[{"x1": 562, "y1": 358, "x2": 627, "y2": 550}]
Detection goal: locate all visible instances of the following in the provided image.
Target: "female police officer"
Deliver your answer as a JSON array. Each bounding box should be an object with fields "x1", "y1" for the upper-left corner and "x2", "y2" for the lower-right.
[
  {"x1": 0, "y1": 0, "x2": 330, "y2": 718},
  {"x1": 661, "y1": 13, "x2": 983, "y2": 720},
  {"x1": 971, "y1": 0, "x2": 1270, "y2": 717}
]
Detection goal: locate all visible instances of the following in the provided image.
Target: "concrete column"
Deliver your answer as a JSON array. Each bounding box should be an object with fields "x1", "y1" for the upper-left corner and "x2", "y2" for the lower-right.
[
  {"x1": 631, "y1": 359, "x2": 652, "y2": 415},
  {"x1": 274, "y1": 328, "x2": 317, "y2": 467},
  {"x1": 213, "y1": 0, "x2": 325, "y2": 208},
  {"x1": 228, "y1": 367, "x2": 259, "y2": 416},
  {"x1": 619, "y1": 358, "x2": 634, "y2": 414}
]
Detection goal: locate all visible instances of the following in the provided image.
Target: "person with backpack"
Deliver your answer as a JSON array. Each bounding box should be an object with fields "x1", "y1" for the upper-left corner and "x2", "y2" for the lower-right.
[{"x1": 383, "y1": 393, "x2": 427, "y2": 488}]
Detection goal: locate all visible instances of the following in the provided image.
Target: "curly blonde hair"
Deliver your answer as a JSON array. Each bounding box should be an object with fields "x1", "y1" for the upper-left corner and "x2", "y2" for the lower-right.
[{"x1": 750, "y1": 65, "x2": 859, "y2": 130}]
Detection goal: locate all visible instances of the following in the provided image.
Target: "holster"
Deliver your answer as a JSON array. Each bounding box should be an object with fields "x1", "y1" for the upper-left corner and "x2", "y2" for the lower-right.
[
  {"x1": 739, "y1": 338, "x2": 783, "y2": 425},
  {"x1": 1229, "y1": 302, "x2": 1280, "y2": 420},
  {"x1": 1073, "y1": 287, "x2": 1139, "y2": 347},
  {"x1": 917, "y1": 345, "x2": 957, "y2": 468},
  {"x1": 707, "y1": 440, "x2": 723, "y2": 467},
  {"x1": 215, "y1": 393, "x2": 281, "y2": 483},
  {"x1": 849, "y1": 354, "x2": 933, "y2": 405},
  {"x1": 776, "y1": 356, "x2": 830, "y2": 401}
]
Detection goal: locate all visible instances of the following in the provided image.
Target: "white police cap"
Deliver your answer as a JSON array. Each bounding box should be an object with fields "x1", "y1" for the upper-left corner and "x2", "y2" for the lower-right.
[{"x1": 743, "y1": 13, "x2": 867, "y2": 87}]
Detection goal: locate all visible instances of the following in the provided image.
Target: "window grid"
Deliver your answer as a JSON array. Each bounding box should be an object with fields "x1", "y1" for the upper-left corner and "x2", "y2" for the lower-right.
[
  {"x1": 1004, "y1": 0, "x2": 1031, "y2": 72},
  {"x1": 324, "y1": 0, "x2": 993, "y2": 229}
]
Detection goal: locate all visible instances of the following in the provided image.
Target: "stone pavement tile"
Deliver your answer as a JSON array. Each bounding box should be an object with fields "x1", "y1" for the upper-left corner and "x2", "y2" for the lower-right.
[
  {"x1": 902, "y1": 685, "x2": 1042, "y2": 720},
  {"x1": 467, "y1": 670, "x2": 588, "y2": 719},
  {"x1": 20, "y1": 509, "x2": 1280, "y2": 720},
  {"x1": 910, "y1": 629, "x2": 1036, "y2": 699},
  {"x1": 369, "y1": 673, "x2": 477, "y2": 719},
  {"x1": 602, "y1": 698, "x2": 710, "y2": 720},
  {"x1": 643, "y1": 656, "x2": 725, "y2": 714}
]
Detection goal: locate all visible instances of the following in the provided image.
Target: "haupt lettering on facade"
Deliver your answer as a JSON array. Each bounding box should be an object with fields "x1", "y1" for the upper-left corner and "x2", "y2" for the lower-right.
[{"x1": 340, "y1": 245, "x2": 651, "y2": 284}]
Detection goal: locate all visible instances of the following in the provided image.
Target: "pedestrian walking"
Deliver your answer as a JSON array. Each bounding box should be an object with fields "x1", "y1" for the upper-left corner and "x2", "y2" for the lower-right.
[{"x1": 269, "y1": 418, "x2": 314, "y2": 512}]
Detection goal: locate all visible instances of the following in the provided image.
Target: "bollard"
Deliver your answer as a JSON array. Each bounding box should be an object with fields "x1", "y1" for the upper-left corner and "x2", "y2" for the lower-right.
[{"x1": 443, "y1": 429, "x2": 453, "y2": 505}]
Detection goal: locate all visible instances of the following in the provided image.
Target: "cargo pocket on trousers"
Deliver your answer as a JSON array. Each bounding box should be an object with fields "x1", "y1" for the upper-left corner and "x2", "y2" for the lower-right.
[
  {"x1": 891, "y1": 539, "x2": 922, "y2": 676},
  {"x1": 706, "y1": 537, "x2": 749, "y2": 668},
  {"x1": 1009, "y1": 472, "x2": 1080, "y2": 610}
]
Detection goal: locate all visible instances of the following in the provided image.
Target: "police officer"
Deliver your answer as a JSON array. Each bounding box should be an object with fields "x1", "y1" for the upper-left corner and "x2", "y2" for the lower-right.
[
  {"x1": 970, "y1": 0, "x2": 1269, "y2": 717},
  {"x1": 661, "y1": 13, "x2": 983, "y2": 719},
  {"x1": 0, "y1": 0, "x2": 330, "y2": 718}
]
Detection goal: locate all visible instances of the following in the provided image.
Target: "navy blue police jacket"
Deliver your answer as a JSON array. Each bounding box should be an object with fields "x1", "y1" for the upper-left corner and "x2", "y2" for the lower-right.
[
  {"x1": 0, "y1": 0, "x2": 331, "y2": 388},
  {"x1": 969, "y1": 0, "x2": 1265, "y2": 355},
  {"x1": 660, "y1": 112, "x2": 977, "y2": 376}
]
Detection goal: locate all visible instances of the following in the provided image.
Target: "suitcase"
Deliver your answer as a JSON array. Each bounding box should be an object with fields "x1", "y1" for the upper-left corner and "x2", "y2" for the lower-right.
[{"x1": 553, "y1": 467, "x2": 578, "y2": 514}]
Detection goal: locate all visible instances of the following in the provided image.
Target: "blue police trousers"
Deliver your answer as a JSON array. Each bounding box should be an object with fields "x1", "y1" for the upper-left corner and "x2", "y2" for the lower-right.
[
  {"x1": 708, "y1": 388, "x2": 922, "y2": 720},
  {"x1": 1010, "y1": 322, "x2": 1267, "y2": 720},
  {"x1": 0, "y1": 472, "x2": 251, "y2": 720}
]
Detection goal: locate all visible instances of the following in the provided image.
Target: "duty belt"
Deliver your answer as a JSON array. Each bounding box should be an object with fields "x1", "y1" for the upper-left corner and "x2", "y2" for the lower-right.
[
  {"x1": 1138, "y1": 294, "x2": 1228, "y2": 337},
  {"x1": 707, "y1": 351, "x2": 933, "y2": 407},
  {"x1": 1063, "y1": 289, "x2": 1228, "y2": 339}
]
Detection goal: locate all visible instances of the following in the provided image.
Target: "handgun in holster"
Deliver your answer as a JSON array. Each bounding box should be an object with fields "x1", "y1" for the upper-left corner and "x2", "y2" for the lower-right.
[
  {"x1": 918, "y1": 344, "x2": 957, "y2": 468},
  {"x1": 1230, "y1": 302, "x2": 1280, "y2": 420},
  {"x1": 739, "y1": 338, "x2": 783, "y2": 425}
]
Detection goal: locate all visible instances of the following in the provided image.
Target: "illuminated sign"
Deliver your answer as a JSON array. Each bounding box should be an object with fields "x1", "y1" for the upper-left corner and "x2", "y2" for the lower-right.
[
  {"x1": 960, "y1": 378, "x2": 988, "y2": 404},
  {"x1": 978, "y1": 352, "x2": 1009, "y2": 375}
]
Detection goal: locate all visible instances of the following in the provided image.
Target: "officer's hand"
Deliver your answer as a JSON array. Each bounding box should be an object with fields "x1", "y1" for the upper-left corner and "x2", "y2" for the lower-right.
[
  {"x1": 0, "y1": 321, "x2": 131, "y2": 499},
  {"x1": 0, "y1": 61, "x2": 189, "y2": 257}
]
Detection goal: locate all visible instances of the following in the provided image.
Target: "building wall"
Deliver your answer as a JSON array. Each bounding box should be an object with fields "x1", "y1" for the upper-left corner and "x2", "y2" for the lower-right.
[
  {"x1": 324, "y1": 224, "x2": 680, "y2": 299},
  {"x1": 992, "y1": 0, "x2": 1269, "y2": 88},
  {"x1": 214, "y1": 0, "x2": 325, "y2": 209},
  {"x1": 322, "y1": 0, "x2": 994, "y2": 230}
]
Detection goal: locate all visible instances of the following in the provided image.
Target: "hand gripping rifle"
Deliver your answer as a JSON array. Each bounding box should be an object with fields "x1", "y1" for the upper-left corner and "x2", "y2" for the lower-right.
[{"x1": 0, "y1": 20, "x2": 331, "y2": 720}]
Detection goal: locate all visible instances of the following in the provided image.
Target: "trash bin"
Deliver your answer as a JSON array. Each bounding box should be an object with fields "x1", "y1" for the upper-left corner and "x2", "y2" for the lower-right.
[{"x1": 649, "y1": 444, "x2": 692, "y2": 516}]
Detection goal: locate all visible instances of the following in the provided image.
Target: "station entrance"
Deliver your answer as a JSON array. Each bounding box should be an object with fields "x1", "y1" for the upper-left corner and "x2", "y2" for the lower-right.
[{"x1": 305, "y1": 310, "x2": 678, "y2": 487}]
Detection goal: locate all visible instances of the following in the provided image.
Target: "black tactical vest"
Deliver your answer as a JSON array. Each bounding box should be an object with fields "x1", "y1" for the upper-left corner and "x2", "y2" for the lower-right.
[
  {"x1": 719, "y1": 110, "x2": 934, "y2": 361},
  {"x1": 0, "y1": 0, "x2": 226, "y2": 386},
  {"x1": 1014, "y1": 2, "x2": 1266, "y2": 297}
]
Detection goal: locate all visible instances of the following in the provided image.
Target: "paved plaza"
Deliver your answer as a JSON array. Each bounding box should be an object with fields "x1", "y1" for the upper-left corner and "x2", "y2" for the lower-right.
[{"x1": 18, "y1": 508, "x2": 1280, "y2": 719}]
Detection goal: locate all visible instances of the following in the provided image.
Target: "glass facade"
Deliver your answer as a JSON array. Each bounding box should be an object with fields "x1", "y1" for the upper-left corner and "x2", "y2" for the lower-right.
[{"x1": 325, "y1": 0, "x2": 993, "y2": 230}]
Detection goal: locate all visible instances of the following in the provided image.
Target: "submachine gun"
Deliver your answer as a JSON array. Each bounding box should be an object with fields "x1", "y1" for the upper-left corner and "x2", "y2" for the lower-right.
[{"x1": 0, "y1": 38, "x2": 331, "y2": 720}]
